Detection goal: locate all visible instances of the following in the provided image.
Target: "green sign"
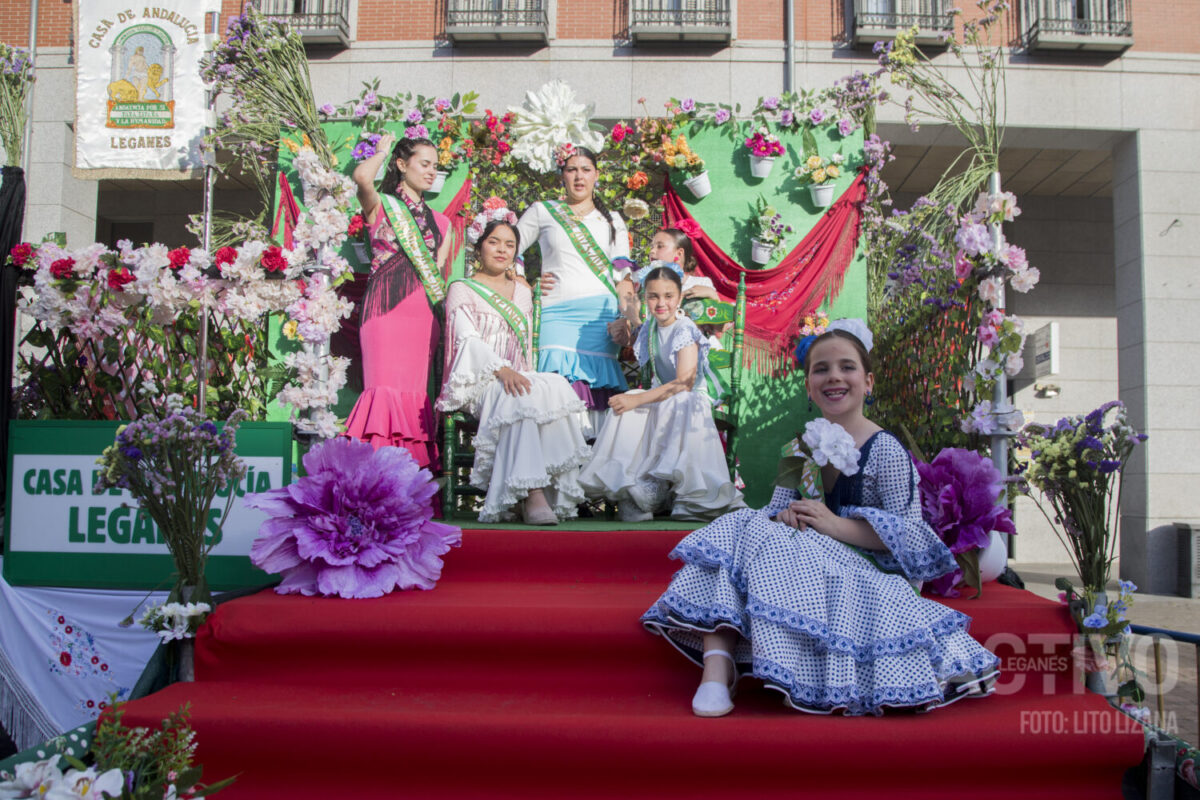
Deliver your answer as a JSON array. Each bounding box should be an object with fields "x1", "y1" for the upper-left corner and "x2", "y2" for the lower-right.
[{"x1": 3, "y1": 420, "x2": 293, "y2": 590}]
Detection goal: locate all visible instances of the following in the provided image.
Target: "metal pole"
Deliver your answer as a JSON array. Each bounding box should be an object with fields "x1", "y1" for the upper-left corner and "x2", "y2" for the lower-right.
[
  {"x1": 198, "y1": 88, "x2": 215, "y2": 416},
  {"x1": 783, "y1": 0, "x2": 795, "y2": 93},
  {"x1": 21, "y1": 0, "x2": 39, "y2": 185},
  {"x1": 988, "y1": 171, "x2": 1008, "y2": 482}
]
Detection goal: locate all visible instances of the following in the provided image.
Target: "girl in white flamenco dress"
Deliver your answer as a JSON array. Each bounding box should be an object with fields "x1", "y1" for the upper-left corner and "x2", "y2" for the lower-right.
[
  {"x1": 578, "y1": 265, "x2": 744, "y2": 521},
  {"x1": 435, "y1": 211, "x2": 590, "y2": 525}
]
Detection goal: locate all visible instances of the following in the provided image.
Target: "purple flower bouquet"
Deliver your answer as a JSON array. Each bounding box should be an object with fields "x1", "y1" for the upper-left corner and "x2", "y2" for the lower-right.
[
  {"x1": 246, "y1": 438, "x2": 461, "y2": 599},
  {"x1": 916, "y1": 447, "x2": 1015, "y2": 597}
]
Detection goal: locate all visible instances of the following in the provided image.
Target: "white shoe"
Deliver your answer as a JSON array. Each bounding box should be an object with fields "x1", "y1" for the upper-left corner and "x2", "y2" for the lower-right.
[
  {"x1": 617, "y1": 501, "x2": 653, "y2": 522},
  {"x1": 691, "y1": 649, "x2": 737, "y2": 717}
]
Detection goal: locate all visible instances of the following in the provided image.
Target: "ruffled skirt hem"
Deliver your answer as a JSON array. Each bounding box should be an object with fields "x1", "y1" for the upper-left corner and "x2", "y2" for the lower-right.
[{"x1": 344, "y1": 386, "x2": 437, "y2": 468}]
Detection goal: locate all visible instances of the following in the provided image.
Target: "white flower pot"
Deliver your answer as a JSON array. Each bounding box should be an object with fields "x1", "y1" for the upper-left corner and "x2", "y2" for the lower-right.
[
  {"x1": 978, "y1": 530, "x2": 1008, "y2": 583},
  {"x1": 351, "y1": 242, "x2": 371, "y2": 265},
  {"x1": 809, "y1": 182, "x2": 835, "y2": 208},
  {"x1": 430, "y1": 170, "x2": 449, "y2": 194},
  {"x1": 749, "y1": 155, "x2": 775, "y2": 179},
  {"x1": 750, "y1": 239, "x2": 773, "y2": 265},
  {"x1": 683, "y1": 170, "x2": 712, "y2": 198}
]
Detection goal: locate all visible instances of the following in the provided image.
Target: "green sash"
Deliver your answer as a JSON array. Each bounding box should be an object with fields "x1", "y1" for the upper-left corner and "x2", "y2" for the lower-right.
[
  {"x1": 381, "y1": 193, "x2": 446, "y2": 307},
  {"x1": 543, "y1": 200, "x2": 619, "y2": 299},
  {"x1": 458, "y1": 278, "x2": 531, "y2": 360}
]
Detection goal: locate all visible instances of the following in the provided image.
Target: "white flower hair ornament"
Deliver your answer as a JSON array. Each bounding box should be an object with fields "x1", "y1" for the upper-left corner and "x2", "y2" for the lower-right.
[
  {"x1": 466, "y1": 197, "x2": 519, "y2": 245},
  {"x1": 633, "y1": 259, "x2": 684, "y2": 287},
  {"x1": 826, "y1": 317, "x2": 873, "y2": 353}
]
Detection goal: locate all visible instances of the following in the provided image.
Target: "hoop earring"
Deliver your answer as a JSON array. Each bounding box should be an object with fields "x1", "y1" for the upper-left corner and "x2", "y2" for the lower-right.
[{"x1": 865, "y1": 392, "x2": 875, "y2": 407}]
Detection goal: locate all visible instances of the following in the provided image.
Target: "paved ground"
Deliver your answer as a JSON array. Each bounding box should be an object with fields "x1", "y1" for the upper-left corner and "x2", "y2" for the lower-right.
[{"x1": 1014, "y1": 561, "x2": 1200, "y2": 751}]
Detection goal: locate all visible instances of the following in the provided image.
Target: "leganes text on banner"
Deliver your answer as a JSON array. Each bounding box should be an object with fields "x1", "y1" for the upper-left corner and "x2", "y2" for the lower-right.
[{"x1": 73, "y1": 1, "x2": 219, "y2": 177}]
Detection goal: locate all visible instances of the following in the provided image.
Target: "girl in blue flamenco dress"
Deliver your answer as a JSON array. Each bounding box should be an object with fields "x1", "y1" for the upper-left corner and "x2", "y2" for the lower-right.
[{"x1": 641, "y1": 319, "x2": 1001, "y2": 717}]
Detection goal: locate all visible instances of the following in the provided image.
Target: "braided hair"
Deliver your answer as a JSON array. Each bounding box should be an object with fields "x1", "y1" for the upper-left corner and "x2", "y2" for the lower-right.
[
  {"x1": 560, "y1": 147, "x2": 616, "y2": 246},
  {"x1": 379, "y1": 136, "x2": 437, "y2": 198}
]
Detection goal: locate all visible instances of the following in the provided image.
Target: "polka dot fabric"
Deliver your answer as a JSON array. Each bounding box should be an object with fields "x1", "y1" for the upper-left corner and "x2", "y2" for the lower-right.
[{"x1": 641, "y1": 431, "x2": 1001, "y2": 716}]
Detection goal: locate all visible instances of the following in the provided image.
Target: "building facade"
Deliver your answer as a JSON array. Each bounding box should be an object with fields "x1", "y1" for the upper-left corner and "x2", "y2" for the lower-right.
[{"x1": 7, "y1": 0, "x2": 1200, "y2": 589}]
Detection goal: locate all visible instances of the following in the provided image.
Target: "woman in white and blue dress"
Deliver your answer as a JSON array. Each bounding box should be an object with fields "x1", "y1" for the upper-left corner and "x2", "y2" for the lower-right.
[
  {"x1": 516, "y1": 145, "x2": 638, "y2": 433},
  {"x1": 641, "y1": 319, "x2": 1000, "y2": 716},
  {"x1": 578, "y1": 265, "x2": 744, "y2": 521}
]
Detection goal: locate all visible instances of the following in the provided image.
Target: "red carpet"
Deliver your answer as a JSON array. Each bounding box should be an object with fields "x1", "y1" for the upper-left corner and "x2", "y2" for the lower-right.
[{"x1": 119, "y1": 529, "x2": 1144, "y2": 798}]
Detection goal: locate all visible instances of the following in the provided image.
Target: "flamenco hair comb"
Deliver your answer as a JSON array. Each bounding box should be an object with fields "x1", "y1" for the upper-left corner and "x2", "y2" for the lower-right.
[
  {"x1": 554, "y1": 142, "x2": 578, "y2": 168},
  {"x1": 794, "y1": 316, "x2": 874, "y2": 368},
  {"x1": 466, "y1": 196, "x2": 519, "y2": 245},
  {"x1": 633, "y1": 260, "x2": 685, "y2": 286}
]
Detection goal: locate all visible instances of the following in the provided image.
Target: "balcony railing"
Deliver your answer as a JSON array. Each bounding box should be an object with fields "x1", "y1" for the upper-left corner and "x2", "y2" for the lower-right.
[
  {"x1": 255, "y1": 0, "x2": 350, "y2": 47},
  {"x1": 629, "y1": 1, "x2": 733, "y2": 43},
  {"x1": 852, "y1": 0, "x2": 954, "y2": 48},
  {"x1": 445, "y1": 0, "x2": 550, "y2": 43},
  {"x1": 1026, "y1": 0, "x2": 1132, "y2": 52}
]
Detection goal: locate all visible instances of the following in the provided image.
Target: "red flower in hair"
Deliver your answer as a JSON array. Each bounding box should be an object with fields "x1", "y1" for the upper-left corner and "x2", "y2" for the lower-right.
[
  {"x1": 50, "y1": 258, "x2": 75, "y2": 280},
  {"x1": 261, "y1": 245, "x2": 288, "y2": 273},
  {"x1": 676, "y1": 219, "x2": 702, "y2": 239},
  {"x1": 167, "y1": 247, "x2": 191, "y2": 270}
]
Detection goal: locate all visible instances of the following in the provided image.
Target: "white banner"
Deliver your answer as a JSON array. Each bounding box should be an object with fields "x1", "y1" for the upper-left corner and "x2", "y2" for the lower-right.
[
  {"x1": 74, "y1": 1, "x2": 219, "y2": 177},
  {"x1": 7, "y1": 454, "x2": 283, "y2": 557}
]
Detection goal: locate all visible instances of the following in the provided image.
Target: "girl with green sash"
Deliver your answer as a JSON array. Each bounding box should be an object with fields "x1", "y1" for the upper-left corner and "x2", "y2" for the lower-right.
[
  {"x1": 344, "y1": 134, "x2": 450, "y2": 468},
  {"x1": 516, "y1": 146, "x2": 639, "y2": 434},
  {"x1": 436, "y1": 213, "x2": 591, "y2": 525}
]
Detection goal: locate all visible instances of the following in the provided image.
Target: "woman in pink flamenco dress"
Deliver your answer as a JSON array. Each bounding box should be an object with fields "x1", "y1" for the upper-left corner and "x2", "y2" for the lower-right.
[{"x1": 345, "y1": 133, "x2": 450, "y2": 468}]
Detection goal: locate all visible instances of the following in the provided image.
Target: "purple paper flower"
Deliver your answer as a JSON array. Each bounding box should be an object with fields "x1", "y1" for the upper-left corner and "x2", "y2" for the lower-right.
[
  {"x1": 780, "y1": 109, "x2": 795, "y2": 127},
  {"x1": 714, "y1": 108, "x2": 731, "y2": 124},
  {"x1": 809, "y1": 108, "x2": 826, "y2": 125},
  {"x1": 434, "y1": 97, "x2": 452, "y2": 112},
  {"x1": 837, "y1": 117, "x2": 855, "y2": 136},
  {"x1": 351, "y1": 141, "x2": 377, "y2": 161},
  {"x1": 680, "y1": 97, "x2": 695, "y2": 112},
  {"x1": 352, "y1": 102, "x2": 369, "y2": 118},
  {"x1": 917, "y1": 448, "x2": 1016, "y2": 597},
  {"x1": 318, "y1": 103, "x2": 336, "y2": 116},
  {"x1": 405, "y1": 124, "x2": 430, "y2": 140},
  {"x1": 762, "y1": 96, "x2": 779, "y2": 110},
  {"x1": 406, "y1": 108, "x2": 423, "y2": 124},
  {"x1": 955, "y1": 223, "x2": 993, "y2": 258},
  {"x1": 363, "y1": 90, "x2": 378, "y2": 107},
  {"x1": 245, "y1": 438, "x2": 461, "y2": 599}
]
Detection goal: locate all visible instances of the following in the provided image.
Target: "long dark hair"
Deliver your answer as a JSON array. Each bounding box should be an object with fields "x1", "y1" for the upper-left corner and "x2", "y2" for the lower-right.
[
  {"x1": 379, "y1": 136, "x2": 436, "y2": 198},
  {"x1": 560, "y1": 147, "x2": 616, "y2": 245},
  {"x1": 656, "y1": 228, "x2": 697, "y2": 273}
]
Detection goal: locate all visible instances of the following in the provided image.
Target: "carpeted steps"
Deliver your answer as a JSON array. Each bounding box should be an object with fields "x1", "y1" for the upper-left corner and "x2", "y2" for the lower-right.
[{"x1": 118, "y1": 529, "x2": 1144, "y2": 798}]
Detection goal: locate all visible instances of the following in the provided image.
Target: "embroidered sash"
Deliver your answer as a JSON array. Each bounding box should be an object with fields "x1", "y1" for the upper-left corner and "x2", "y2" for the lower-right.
[
  {"x1": 381, "y1": 193, "x2": 446, "y2": 306},
  {"x1": 543, "y1": 200, "x2": 619, "y2": 299},
  {"x1": 459, "y1": 278, "x2": 530, "y2": 361}
]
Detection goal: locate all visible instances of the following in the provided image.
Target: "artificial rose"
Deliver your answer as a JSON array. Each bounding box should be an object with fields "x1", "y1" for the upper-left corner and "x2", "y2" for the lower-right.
[
  {"x1": 167, "y1": 246, "x2": 190, "y2": 270},
  {"x1": 260, "y1": 245, "x2": 288, "y2": 273},
  {"x1": 49, "y1": 257, "x2": 75, "y2": 280}
]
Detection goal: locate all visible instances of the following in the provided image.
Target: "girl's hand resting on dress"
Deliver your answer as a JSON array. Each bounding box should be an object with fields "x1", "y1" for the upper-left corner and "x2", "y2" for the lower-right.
[
  {"x1": 538, "y1": 272, "x2": 556, "y2": 294},
  {"x1": 788, "y1": 499, "x2": 841, "y2": 537},
  {"x1": 495, "y1": 366, "x2": 532, "y2": 396},
  {"x1": 608, "y1": 392, "x2": 641, "y2": 416}
]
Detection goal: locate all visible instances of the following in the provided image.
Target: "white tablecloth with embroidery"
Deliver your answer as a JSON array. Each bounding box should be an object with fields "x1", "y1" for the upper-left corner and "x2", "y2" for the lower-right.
[{"x1": 0, "y1": 558, "x2": 165, "y2": 750}]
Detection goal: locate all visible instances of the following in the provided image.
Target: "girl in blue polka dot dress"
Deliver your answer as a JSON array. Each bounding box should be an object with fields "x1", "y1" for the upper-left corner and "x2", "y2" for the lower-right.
[{"x1": 642, "y1": 319, "x2": 1001, "y2": 717}]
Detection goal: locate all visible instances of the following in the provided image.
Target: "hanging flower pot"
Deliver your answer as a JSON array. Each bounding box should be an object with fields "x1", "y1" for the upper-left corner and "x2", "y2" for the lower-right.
[
  {"x1": 749, "y1": 155, "x2": 775, "y2": 179},
  {"x1": 683, "y1": 170, "x2": 712, "y2": 199},
  {"x1": 750, "y1": 239, "x2": 773, "y2": 265},
  {"x1": 430, "y1": 170, "x2": 449, "y2": 194},
  {"x1": 809, "y1": 182, "x2": 835, "y2": 208}
]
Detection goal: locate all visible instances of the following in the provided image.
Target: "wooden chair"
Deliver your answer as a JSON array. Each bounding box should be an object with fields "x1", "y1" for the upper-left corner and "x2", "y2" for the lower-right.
[{"x1": 710, "y1": 274, "x2": 747, "y2": 479}]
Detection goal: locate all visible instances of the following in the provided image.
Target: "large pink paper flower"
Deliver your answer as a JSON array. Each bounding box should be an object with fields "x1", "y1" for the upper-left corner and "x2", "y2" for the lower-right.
[{"x1": 245, "y1": 438, "x2": 461, "y2": 598}]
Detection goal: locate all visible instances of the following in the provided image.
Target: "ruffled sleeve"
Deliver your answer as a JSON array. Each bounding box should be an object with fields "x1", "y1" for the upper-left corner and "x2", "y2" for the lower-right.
[
  {"x1": 838, "y1": 433, "x2": 958, "y2": 582},
  {"x1": 435, "y1": 283, "x2": 510, "y2": 414},
  {"x1": 665, "y1": 318, "x2": 711, "y2": 394},
  {"x1": 761, "y1": 485, "x2": 800, "y2": 519}
]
